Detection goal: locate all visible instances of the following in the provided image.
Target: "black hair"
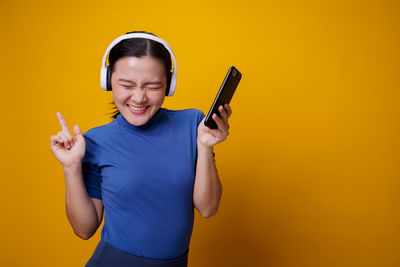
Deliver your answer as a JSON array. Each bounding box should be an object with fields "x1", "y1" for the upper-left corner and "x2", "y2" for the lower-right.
[{"x1": 107, "y1": 30, "x2": 173, "y2": 120}]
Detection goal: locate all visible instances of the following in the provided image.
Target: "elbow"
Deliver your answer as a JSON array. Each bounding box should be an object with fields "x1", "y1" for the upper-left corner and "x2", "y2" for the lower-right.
[
  {"x1": 197, "y1": 194, "x2": 222, "y2": 219},
  {"x1": 199, "y1": 206, "x2": 219, "y2": 218},
  {"x1": 201, "y1": 211, "x2": 216, "y2": 218},
  {"x1": 75, "y1": 231, "x2": 93, "y2": 240},
  {"x1": 195, "y1": 186, "x2": 222, "y2": 218},
  {"x1": 69, "y1": 217, "x2": 101, "y2": 240},
  {"x1": 73, "y1": 228, "x2": 95, "y2": 240}
]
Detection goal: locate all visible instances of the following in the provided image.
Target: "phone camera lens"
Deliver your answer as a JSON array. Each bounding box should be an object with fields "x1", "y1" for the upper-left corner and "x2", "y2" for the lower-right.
[{"x1": 232, "y1": 69, "x2": 237, "y2": 76}]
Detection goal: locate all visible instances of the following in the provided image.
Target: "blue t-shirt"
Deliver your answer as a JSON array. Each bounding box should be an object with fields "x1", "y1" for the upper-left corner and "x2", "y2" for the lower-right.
[{"x1": 82, "y1": 108, "x2": 206, "y2": 260}]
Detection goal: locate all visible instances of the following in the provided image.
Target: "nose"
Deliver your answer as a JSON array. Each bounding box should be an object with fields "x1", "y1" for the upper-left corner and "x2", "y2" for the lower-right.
[{"x1": 131, "y1": 87, "x2": 147, "y2": 104}]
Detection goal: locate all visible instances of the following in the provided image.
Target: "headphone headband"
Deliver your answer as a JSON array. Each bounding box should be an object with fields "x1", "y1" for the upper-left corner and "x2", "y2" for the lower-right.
[{"x1": 100, "y1": 32, "x2": 177, "y2": 96}]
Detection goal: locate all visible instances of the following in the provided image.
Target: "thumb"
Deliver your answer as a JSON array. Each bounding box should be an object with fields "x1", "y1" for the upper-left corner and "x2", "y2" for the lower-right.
[{"x1": 73, "y1": 125, "x2": 84, "y2": 142}]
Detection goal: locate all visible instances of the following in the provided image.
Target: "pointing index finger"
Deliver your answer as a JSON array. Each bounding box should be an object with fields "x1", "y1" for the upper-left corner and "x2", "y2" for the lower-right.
[{"x1": 56, "y1": 112, "x2": 70, "y2": 132}]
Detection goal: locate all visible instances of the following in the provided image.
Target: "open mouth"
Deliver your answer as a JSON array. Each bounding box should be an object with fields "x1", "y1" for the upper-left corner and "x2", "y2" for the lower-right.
[{"x1": 127, "y1": 104, "x2": 150, "y2": 114}]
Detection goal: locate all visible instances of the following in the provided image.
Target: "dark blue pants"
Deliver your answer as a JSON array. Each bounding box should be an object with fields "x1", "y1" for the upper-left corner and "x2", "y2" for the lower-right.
[{"x1": 85, "y1": 239, "x2": 188, "y2": 267}]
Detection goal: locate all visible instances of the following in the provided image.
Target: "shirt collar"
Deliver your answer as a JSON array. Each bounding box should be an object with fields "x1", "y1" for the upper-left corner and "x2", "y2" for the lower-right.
[{"x1": 116, "y1": 108, "x2": 164, "y2": 132}]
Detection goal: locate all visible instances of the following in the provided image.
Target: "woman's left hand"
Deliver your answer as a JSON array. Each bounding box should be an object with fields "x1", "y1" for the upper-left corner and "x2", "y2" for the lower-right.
[{"x1": 198, "y1": 104, "x2": 232, "y2": 148}]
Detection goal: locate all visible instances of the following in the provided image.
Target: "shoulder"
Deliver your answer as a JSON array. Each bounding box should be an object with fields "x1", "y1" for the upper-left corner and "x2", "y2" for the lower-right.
[
  {"x1": 162, "y1": 108, "x2": 205, "y2": 124},
  {"x1": 82, "y1": 120, "x2": 118, "y2": 143}
]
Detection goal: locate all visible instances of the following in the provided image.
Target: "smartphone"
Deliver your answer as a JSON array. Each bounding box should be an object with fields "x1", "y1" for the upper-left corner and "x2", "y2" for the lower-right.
[{"x1": 204, "y1": 66, "x2": 242, "y2": 129}]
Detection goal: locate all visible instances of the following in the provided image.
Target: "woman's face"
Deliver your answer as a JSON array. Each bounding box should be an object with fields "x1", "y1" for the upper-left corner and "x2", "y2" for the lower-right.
[{"x1": 111, "y1": 56, "x2": 167, "y2": 126}]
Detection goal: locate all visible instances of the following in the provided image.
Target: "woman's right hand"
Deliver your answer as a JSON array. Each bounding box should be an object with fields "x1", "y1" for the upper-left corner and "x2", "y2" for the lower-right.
[{"x1": 50, "y1": 112, "x2": 86, "y2": 167}]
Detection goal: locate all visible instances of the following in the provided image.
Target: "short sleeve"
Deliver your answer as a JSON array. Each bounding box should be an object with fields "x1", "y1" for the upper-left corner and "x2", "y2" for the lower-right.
[
  {"x1": 196, "y1": 110, "x2": 215, "y2": 158},
  {"x1": 82, "y1": 133, "x2": 102, "y2": 199},
  {"x1": 197, "y1": 110, "x2": 205, "y2": 125}
]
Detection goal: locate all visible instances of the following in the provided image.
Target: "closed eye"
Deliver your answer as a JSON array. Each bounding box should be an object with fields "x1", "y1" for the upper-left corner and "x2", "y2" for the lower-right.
[{"x1": 120, "y1": 84, "x2": 162, "y2": 90}]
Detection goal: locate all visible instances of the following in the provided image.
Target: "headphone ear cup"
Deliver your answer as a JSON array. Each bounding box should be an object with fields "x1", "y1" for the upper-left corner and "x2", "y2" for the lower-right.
[{"x1": 106, "y1": 66, "x2": 112, "y2": 91}]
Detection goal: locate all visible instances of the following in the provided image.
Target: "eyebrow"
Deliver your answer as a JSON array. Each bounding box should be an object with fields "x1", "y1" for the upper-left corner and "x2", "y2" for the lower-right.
[
  {"x1": 118, "y1": 79, "x2": 135, "y2": 84},
  {"x1": 117, "y1": 79, "x2": 162, "y2": 86}
]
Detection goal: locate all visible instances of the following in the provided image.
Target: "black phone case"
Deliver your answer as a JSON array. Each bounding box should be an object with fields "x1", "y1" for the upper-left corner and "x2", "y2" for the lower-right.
[{"x1": 204, "y1": 66, "x2": 242, "y2": 129}]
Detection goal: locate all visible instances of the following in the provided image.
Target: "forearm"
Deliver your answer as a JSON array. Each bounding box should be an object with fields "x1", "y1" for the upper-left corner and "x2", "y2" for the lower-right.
[
  {"x1": 193, "y1": 144, "x2": 222, "y2": 218},
  {"x1": 63, "y1": 163, "x2": 99, "y2": 239}
]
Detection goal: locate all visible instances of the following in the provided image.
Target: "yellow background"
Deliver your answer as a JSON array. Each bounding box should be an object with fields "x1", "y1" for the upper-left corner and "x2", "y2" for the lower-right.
[{"x1": 1, "y1": 0, "x2": 399, "y2": 266}]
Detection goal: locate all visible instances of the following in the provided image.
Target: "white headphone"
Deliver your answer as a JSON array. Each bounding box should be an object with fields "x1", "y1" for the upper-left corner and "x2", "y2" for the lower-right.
[{"x1": 100, "y1": 32, "x2": 177, "y2": 96}]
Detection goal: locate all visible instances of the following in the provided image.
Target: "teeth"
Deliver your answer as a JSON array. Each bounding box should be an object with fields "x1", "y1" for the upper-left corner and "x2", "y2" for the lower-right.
[{"x1": 128, "y1": 105, "x2": 147, "y2": 111}]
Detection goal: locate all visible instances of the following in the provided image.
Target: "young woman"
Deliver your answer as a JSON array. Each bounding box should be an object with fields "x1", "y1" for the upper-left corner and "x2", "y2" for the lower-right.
[{"x1": 50, "y1": 31, "x2": 232, "y2": 267}]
